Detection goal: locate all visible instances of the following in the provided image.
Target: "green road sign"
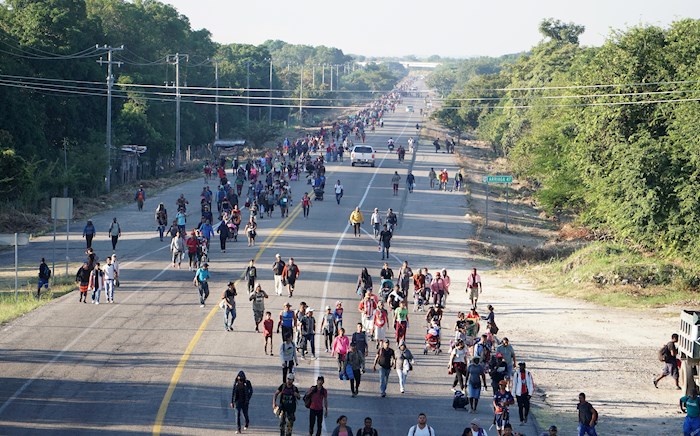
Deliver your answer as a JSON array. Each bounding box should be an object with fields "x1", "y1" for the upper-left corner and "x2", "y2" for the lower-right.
[{"x1": 483, "y1": 175, "x2": 512, "y2": 183}]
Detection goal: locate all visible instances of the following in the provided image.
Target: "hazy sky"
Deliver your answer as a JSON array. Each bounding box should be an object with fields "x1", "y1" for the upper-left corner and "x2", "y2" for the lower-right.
[{"x1": 165, "y1": 0, "x2": 700, "y2": 58}]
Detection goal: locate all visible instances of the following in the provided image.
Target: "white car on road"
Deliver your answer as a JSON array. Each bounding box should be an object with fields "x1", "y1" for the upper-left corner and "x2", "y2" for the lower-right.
[{"x1": 350, "y1": 145, "x2": 375, "y2": 167}]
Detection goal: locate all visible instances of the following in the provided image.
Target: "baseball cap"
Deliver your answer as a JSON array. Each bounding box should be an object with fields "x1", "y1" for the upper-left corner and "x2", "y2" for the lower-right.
[
  {"x1": 275, "y1": 253, "x2": 281, "y2": 258},
  {"x1": 326, "y1": 305, "x2": 331, "y2": 310},
  {"x1": 518, "y1": 362, "x2": 526, "y2": 367},
  {"x1": 284, "y1": 302, "x2": 292, "y2": 307},
  {"x1": 470, "y1": 419, "x2": 480, "y2": 426},
  {"x1": 286, "y1": 373, "x2": 295, "y2": 381},
  {"x1": 307, "y1": 308, "x2": 314, "y2": 312},
  {"x1": 203, "y1": 262, "x2": 209, "y2": 267}
]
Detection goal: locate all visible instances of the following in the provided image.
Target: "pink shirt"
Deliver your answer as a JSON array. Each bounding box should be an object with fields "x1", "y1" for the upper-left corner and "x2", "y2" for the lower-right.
[{"x1": 332, "y1": 335, "x2": 350, "y2": 355}]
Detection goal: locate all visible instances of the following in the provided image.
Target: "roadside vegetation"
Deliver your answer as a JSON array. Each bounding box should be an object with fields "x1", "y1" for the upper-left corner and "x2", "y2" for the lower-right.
[
  {"x1": 0, "y1": 276, "x2": 75, "y2": 325},
  {"x1": 431, "y1": 18, "x2": 700, "y2": 305}
]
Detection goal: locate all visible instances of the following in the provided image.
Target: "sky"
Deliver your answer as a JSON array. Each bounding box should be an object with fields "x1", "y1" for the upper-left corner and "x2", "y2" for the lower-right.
[{"x1": 164, "y1": 0, "x2": 700, "y2": 58}]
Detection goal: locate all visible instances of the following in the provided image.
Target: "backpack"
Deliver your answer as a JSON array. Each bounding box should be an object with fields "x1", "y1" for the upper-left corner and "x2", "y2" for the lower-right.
[
  {"x1": 452, "y1": 390, "x2": 467, "y2": 409},
  {"x1": 303, "y1": 386, "x2": 318, "y2": 408},
  {"x1": 658, "y1": 344, "x2": 670, "y2": 362},
  {"x1": 410, "y1": 425, "x2": 434, "y2": 436},
  {"x1": 40, "y1": 264, "x2": 51, "y2": 279}
]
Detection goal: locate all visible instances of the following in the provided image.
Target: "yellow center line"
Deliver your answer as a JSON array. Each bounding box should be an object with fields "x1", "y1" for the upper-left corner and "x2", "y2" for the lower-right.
[{"x1": 152, "y1": 203, "x2": 302, "y2": 435}]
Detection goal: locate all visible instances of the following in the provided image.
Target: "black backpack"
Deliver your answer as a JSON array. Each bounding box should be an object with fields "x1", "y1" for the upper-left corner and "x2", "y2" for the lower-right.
[{"x1": 658, "y1": 344, "x2": 670, "y2": 362}]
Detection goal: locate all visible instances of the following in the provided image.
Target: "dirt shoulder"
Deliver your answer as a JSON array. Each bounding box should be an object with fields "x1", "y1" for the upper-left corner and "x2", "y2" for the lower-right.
[{"x1": 426, "y1": 128, "x2": 683, "y2": 435}]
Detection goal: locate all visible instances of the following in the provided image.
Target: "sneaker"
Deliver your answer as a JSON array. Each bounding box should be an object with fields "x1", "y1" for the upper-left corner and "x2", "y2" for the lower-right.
[
  {"x1": 450, "y1": 387, "x2": 457, "y2": 393},
  {"x1": 653, "y1": 379, "x2": 658, "y2": 388},
  {"x1": 244, "y1": 426, "x2": 248, "y2": 430},
  {"x1": 95, "y1": 301, "x2": 100, "y2": 305},
  {"x1": 401, "y1": 389, "x2": 405, "y2": 394},
  {"x1": 677, "y1": 386, "x2": 683, "y2": 390},
  {"x1": 200, "y1": 304, "x2": 205, "y2": 308},
  {"x1": 381, "y1": 393, "x2": 386, "y2": 398}
]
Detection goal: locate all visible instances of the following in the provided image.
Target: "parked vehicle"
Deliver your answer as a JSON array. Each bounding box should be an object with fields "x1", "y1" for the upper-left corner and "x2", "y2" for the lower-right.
[{"x1": 350, "y1": 145, "x2": 375, "y2": 167}]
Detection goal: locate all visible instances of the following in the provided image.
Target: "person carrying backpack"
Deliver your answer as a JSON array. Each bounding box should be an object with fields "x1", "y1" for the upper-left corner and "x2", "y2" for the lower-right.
[
  {"x1": 304, "y1": 376, "x2": 328, "y2": 436},
  {"x1": 407, "y1": 413, "x2": 435, "y2": 435},
  {"x1": 108, "y1": 217, "x2": 122, "y2": 251},
  {"x1": 654, "y1": 333, "x2": 681, "y2": 390},
  {"x1": 37, "y1": 258, "x2": 51, "y2": 298},
  {"x1": 230, "y1": 370, "x2": 253, "y2": 433},
  {"x1": 356, "y1": 417, "x2": 379, "y2": 436},
  {"x1": 273, "y1": 373, "x2": 300, "y2": 436},
  {"x1": 134, "y1": 185, "x2": 146, "y2": 211}
]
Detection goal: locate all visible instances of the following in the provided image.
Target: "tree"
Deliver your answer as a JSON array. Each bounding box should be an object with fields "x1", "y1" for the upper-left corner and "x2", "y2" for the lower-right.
[
  {"x1": 234, "y1": 121, "x2": 281, "y2": 151},
  {"x1": 539, "y1": 18, "x2": 585, "y2": 44}
]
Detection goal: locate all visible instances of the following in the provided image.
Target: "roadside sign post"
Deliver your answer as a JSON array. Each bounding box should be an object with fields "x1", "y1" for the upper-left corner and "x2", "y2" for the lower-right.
[
  {"x1": 51, "y1": 198, "x2": 74, "y2": 280},
  {"x1": 14, "y1": 233, "x2": 17, "y2": 301},
  {"x1": 0, "y1": 233, "x2": 29, "y2": 301},
  {"x1": 482, "y1": 175, "x2": 513, "y2": 230}
]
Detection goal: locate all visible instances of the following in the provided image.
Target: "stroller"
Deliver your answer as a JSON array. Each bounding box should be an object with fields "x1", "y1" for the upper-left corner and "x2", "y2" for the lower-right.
[
  {"x1": 313, "y1": 187, "x2": 324, "y2": 201},
  {"x1": 424, "y1": 322, "x2": 441, "y2": 355},
  {"x1": 379, "y1": 279, "x2": 393, "y2": 302}
]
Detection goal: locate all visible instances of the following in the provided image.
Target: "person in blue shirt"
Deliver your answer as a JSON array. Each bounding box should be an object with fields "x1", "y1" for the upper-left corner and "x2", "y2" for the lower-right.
[
  {"x1": 199, "y1": 219, "x2": 214, "y2": 246},
  {"x1": 681, "y1": 387, "x2": 700, "y2": 436},
  {"x1": 192, "y1": 262, "x2": 210, "y2": 307}
]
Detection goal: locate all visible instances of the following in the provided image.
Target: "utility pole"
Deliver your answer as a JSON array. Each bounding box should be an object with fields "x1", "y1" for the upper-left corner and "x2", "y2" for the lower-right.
[
  {"x1": 321, "y1": 64, "x2": 325, "y2": 87},
  {"x1": 96, "y1": 45, "x2": 123, "y2": 193},
  {"x1": 336, "y1": 64, "x2": 340, "y2": 88},
  {"x1": 299, "y1": 64, "x2": 303, "y2": 126},
  {"x1": 245, "y1": 61, "x2": 251, "y2": 124},
  {"x1": 330, "y1": 64, "x2": 333, "y2": 91},
  {"x1": 268, "y1": 58, "x2": 273, "y2": 125},
  {"x1": 312, "y1": 64, "x2": 315, "y2": 89},
  {"x1": 213, "y1": 58, "x2": 220, "y2": 140},
  {"x1": 167, "y1": 53, "x2": 188, "y2": 169}
]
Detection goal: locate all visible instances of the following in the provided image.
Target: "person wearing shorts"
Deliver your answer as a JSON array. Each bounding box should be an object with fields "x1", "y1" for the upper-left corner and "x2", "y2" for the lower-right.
[
  {"x1": 655, "y1": 333, "x2": 681, "y2": 390},
  {"x1": 467, "y1": 267, "x2": 482, "y2": 308}
]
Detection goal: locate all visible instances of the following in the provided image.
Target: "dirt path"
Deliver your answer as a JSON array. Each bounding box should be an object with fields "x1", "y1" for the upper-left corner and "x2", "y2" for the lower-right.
[{"x1": 430, "y1": 133, "x2": 684, "y2": 435}]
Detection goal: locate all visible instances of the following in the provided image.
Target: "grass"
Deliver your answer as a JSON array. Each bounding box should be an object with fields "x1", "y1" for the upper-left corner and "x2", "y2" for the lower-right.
[
  {"x1": 506, "y1": 241, "x2": 700, "y2": 308},
  {"x1": 0, "y1": 275, "x2": 76, "y2": 325}
]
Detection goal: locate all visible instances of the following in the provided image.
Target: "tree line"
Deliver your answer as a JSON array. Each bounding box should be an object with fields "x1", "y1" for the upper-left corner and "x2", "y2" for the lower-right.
[
  {"x1": 431, "y1": 18, "x2": 700, "y2": 259},
  {"x1": 0, "y1": 0, "x2": 405, "y2": 207}
]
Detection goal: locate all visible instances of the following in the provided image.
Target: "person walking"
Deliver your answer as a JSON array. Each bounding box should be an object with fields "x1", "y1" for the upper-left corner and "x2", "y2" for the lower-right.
[
  {"x1": 349, "y1": 207, "x2": 364, "y2": 237},
  {"x1": 407, "y1": 413, "x2": 435, "y2": 436},
  {"x1": 103, "y1": 256, "x2": 118, "y2": 303},
  {"x1": 359, "y1": 290, "x2": 378, "y2": 338},
  {"x1": 331, "y1": 415, "x2": 352, "y2": 436},
  {"x1": 370, "y1": 208, "x2": 382, "y2": 238},
  {"x1": 321, "y1": 306, "x2": 337, "y2": 353},
  {"x1": 449, "y1": 339, "x2": 469, "y2": 392},
  {"x1": 428, "y1": 168, "x2": 437, "y2": 189},
  {"x1": 356, "y1": 417, "x2": 378, "y2": 436},
  {"x1": 301, "y1": 192, "x2": 312, "y2": 218},
  {"x1": 351, "y1": 323, "x2": 369, "y2": 370},
  {"x1": 83, "y1": 220, "x2": 96, "y2": 248},
  {"x1": 193, "y1": 262, "x2": 210, "y2": 307},
  {"x1": 155, "y1": 203, "x2": 168, "y2": 242},
  {"x1": 576, "y1": 392, "x2": 598, "y2": 436},
  {"x1": 244, "y1": 218, "x2": 257, "y2": 247},
  {"x1": 496, "y1": 338, "x2": 517, "y2": 380},
  {"x1": 273, "y1": 373, "x2": 300, "y2": 436},
  {"x1": 75, "y1": 261, "x2": 90, "y2": 303},
  {"x1": 230, "y1": 370, "x2": 253, "y2": 434},
  {"x1": 391, "y1": 171, "x2": 401, "y2": 196},
  {"x1": 347, "y1": 342, "x2": 365, "y2": 397},
  {"x1": 373, "y1": 301, "x2": 389, "y2": 345},
  {"x1": 396, "y1": 341, "x2": 414, "y2": 394},
  {"x1": 170, "y1": 231, "x2": 185, "y2": 268},
  {"x1": 357, "y1": 267, "x2": 373, "y2": 299},
  {"x1": 279, "y1": 334, "x2": 298, "y2": 383},
  {"x1": 217, "y1": 217, "x2": 230, "y2": 253},
  {"x1": 249, "y1": 284, "x2": 268, "y2": 332},
  {"x1": 467, "y1": 357, "x2": 487, "y2": 413},
  {"x1": 386, "y1": 208, "x2": 398, "y2": 233},
  {"x1": 272, "y1": 254, "x2": 286, "y2": 296},
  {"x1": 282, "y1": 258, "x2": 300, "y2": 297},
  {"x1": 514, "y1": 362, "x2": 534, "y2": 424},
  {"x1": 134, "y1": 185, "x2": 146, "y2": 211},
  {"x1": 263, "y1": 312, "x2": 275, "y2": 356},
  {"x1": 278, "y1": 302, "x2": 297, "y2": 342},
  {"x1": 467, "y1": 268, "x2": 482, "y2": 308},
  {"x1": 222, "y1": 281, "x2": 237, "y2": 331},
  {"x1": 334, "y1": 180, "x2": 344, "y2": 205},
  {"x1": 406, "y1": 171, "x2": 415, "y2": 193},
  {"x1": 378, "y1": 225, "x2": 392, "y2": 260},
  {"x1": 305, "y1": 376, "x2": 328, "y2": 436},
  {"x1": 37, "y1": 258, "x2": 51, "y2": 298},
  {"x1": 493, "y1": 380, "x2": 515, "y2": 436},
  {"x1": 655, "y1": 333, "x2": 681, "y2": 390},
  {"x1": 88, "y1": 261, "x2": 105, "y2": 304},
  {"x1": 332, "y1": 327, "x2": 351, "y2": 374},
  {"x1": 373, "y1": 340, "x2": 396, "y2": 398},
  {"x1": 108, "y1": 217, "x2": 121, "y2": 251},
  {"x1": 244, "y1": 259, "x2": 257, "y2": 294},
  {"x1": 394, "y1": 300, "x2": 409, "y2": 345},
  {"x1": 468, "y1": 419, "x2": 488, "y2": 436},
  {"x1": 680, "y1": 387, "x2": 700, "y2": 436},
  {"x1": 300, "y1": 307, "x2": 317, "y2": 359}
]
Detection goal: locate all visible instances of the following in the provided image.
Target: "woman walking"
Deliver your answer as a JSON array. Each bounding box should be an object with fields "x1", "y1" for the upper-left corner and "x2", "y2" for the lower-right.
[
  {"x1": 331, "y1": 327, "x2": 350, "y2": 374},
  {"x1": 396, "y1": 341, "x2": 415, "y2": 393},
  {"x1": 217, "y1": 217, "x2": 230, "y2": 252},
  {"x1": 349, "y1": 207, "x2": 364, "y2": 238},
  {"x1": 170, "y1": 231, "x2": 185, "y2": 268},
  {"x1": 244, "y1": 218, "x2": 257, "y2": 247},
  {"x1": 356, "y1": 267, "x2": 373, "y2": 299},
  {"x1": 449, "y1": 338, "x2": 469, "y2": 392},
  {"x1": 330, "y1": 415, "x2": 352, "y2": 436},
  {"x1": 82, "y1": 220, "x2": 95, "y2": 249}
]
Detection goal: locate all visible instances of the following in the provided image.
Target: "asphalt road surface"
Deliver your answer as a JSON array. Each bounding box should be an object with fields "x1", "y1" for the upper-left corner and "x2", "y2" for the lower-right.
[{"x1": 0, "y1": 90, "x2": 538, "y2": 435}]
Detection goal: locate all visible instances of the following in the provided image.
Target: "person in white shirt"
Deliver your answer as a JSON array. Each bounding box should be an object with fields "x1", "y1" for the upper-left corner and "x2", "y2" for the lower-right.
[
  {"x1": 334, "y1": 180, "x2": 344, "y2": 205},
  {"x1": 407, "y1": 413, "x2": 435, "y2": 436},
  {"x1": 513, "y1": 362, "x2": 535, "y2": 424},
  {"x1": 103, "y1": 256, "x2": 118, "y2": 304},
  {"x1": 370, "y1": 208, "x2": 382, "y2": 238}
]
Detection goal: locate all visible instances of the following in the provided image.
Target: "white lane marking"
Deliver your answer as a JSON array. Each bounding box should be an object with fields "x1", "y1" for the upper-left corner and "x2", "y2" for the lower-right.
[{"x1": 0, "y1": 263, "x2": 172, "y2": 417}]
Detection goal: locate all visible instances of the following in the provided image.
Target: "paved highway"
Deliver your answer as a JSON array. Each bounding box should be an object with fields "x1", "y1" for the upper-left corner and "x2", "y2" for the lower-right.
[{"x1": 0, "y1": 89, "x2": 539, "y2": 435}]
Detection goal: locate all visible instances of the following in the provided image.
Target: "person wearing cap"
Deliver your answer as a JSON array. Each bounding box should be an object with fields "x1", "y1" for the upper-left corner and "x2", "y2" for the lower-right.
[
  {"x1": 279, "y1": 334, "x2": 298, "y2": 383},
  {"x1": 489, "y1": 353, "x2": 509, "y2": 393},
  {"x1": 370, "y1": 208, "x2": 382, "y2": 238},
  {"x1": 493, "y1": 380, "x2": 514, "y2": 436},
  {"x1": 230, "y1": 370, "x2": 253, "y2": 434},
  {"x1": 346, "y1": 342, "x2": 365, "y2": 397},
  {"x1": 321, "y1": 306, "x2": 336, "y2": 353},
  {"x1": 273, "y1": 373, "x2": 300, "y2": 436},
  {"x1": 249, "y1": 284, "x2": 269, "y2": 332},
  {"x1": 540, "y1": 425, "x2": 557, "y2": 436},
  {"x1": 272, "y1": 254, "x2": 286, "y2": 296},
  {"x1": 221, "y1": 282, "x2": 237, "y2": 331},
  {"x1": 467, "y1": 357, "x2": 487, "y2": 412},
  {"x1": 277, "y1": 302, "x2": 297, "y2": 342},
  {"x1": 305, "y1": 376, "x2": 328, "y2": 436},
  {"x1": 514, "y1": 362, "x2": 534, "y2": 424},
  {"x1": 333, "y1": 301, "x2": 345, "y2": 334},
  {"x1": 466, "y1": 418, "x2": 489, "y2": 436},
  {"x1": 281, "y1": 257, "x2": 300, "y2": 298},
  {"x1": 192, "y1": 262, "x2": 210, "y2": 307},
  {"x1": 430, "y1": 272, "x2": 447, "y2": 307},
  {"x1": 300, "y1": 307, "x2": 317, "y2": 360},
  {"x1": 396, "y1": 341, "x2": 415, "y2": 394}
]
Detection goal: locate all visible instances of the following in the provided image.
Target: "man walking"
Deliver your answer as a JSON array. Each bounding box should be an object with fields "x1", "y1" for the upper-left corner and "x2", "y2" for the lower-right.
[
  {"x1": 654, "y1": 333, "x2": 681, "y2": 390},
  {"x1": 373, "y1": 340, "x2": 396, "y2": 398},
  {"x1": 391, "y1": 171, "x2": 401, "y2": 196},
  {"x1": 279, "y1": 334, "x2": 298, "y2": 383},
  {"x1": 37, "y1": 258, "x2": 51, "y2": 298},
  {"x1": 108, "y1": 217, "x2": 121, "y2": 251},
  {"x1": 305, "y1": 376, "x2": 328, "y2": 436},
  {"x1": 379, "y1": 224, "x2": 392, "y2": 260},
  {"x1": 273, "y1": 373, "x2": 300, "y2": 436},
  {"x1": 577, "y1": 392, "x2": 598, "y2": 436},
  {"x1": 514, "y1": 362, "x2": 534, "y2": 424},
  {"x1": 230, "y1": 370, "x2": 253, "y2": 434},
  {"x1": 347, "y1": 342, "x2": 365, "y2": 397},
  {"x1": 282, "y1": 258, "x2": 300, "y2": 298},
  {"x1": 406, "y1": 171, "x2": 415, "y2": 193},
  {"x1": 467, "y1": 268, "x2": 482, "y2": 308},
  {"x1": 222, "y1": 281, "x2": 237, "y2": 331},
  {"x1": 244, "y1": 259, "x2": 257, "y2": 294},
  {"x1": 272, "y1": 254, "x2": 286, "y2": 296},
  {"x1": 103, "y1": 256, "x2": 118, "y2": 304},
  {"x1": 370, "y1": 208, "x2": 382, "y2": 238},
  {"x1": 193, "y1": 262, "x2": 210, "y2": 307}
]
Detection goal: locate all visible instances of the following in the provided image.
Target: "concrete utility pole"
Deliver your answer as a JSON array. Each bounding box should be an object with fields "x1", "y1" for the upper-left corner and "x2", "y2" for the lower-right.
[
  {"x1": 330, "y1": 64, "x2": 333, "y2": 91},
  {"x1": 96, "y1": 45, "x2": 123, "y2": 193},
  {"x1": 322, "y1": 64, "x2": 325, "y2": 86},
  {"x1": 167, "y1": 53, "x2": 188, "y2": 169},
  {"x1": 245, "y1": 61, "x2": 251, "y2": 124},
  {"x1": 268, "y1": 58, "x2": 273, "y2": 125},
  {"x1": 299, "y1": 64, "x2": 303, "y2": 126},
  {"x1": 213, "y1": 58, "x2": 220, "y2": 140}
]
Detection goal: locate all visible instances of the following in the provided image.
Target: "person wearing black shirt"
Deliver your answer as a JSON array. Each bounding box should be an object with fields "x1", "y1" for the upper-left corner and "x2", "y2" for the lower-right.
[{"x1": 379, "y1": 225, "x2": 392, "y2": 260}]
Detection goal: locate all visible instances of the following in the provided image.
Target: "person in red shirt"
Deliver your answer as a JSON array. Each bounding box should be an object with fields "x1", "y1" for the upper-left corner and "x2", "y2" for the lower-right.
[
  {"x1": 262, "y1": 311, "x2": 274, "y2": 356},
  {"x1": 301, "y1": 192, "x2": 312, "y2": 218},
  {"x1": 513, "y1": 362, "x2": 535, "y2": 424},
  {"x1": 373, "y1": 301, "x2": 389, "y2": 347},
  {"x1": 186, "y1": 231, "x2": 198, "y2": 271},
  {"x1": 305, "y1": 376, "x2": 328, "y2": 436}
]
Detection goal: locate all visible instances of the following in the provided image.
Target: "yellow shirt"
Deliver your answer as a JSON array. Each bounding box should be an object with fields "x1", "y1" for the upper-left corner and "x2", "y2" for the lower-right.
[{"x1": 349, "y1": 211, "x2": 364, "y2": 224}]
